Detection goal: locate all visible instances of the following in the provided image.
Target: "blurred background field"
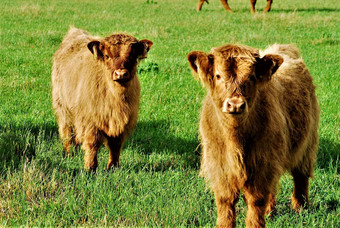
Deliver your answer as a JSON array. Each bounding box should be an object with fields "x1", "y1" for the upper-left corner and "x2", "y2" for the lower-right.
[{"x1": 0, "y1": 0, "x2": 339, "y2": 226}]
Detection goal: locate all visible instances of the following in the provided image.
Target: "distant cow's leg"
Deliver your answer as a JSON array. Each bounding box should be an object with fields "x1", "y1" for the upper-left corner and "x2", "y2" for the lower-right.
[
  {"x1": 106, "y1": 136, "x2": 124, "y2": 170},
  {"x1": 264, "y1": 0, "x2": 273, "y2": 12},
  {"x1": 83, "y1": 132, "x2": 101, "y2": 172},
  {"x1": 291, "y1": 169, "x2": 310, "y2": 211},
  {"x1": 197, "y1": 0, "x2": 207, "y2": 11},
  {"x1": 244, "y1": 187, "x2": 269, "y2": 228},
  {"x1": 250, "y1": 0, "x2": 257, "y2": 13},
  {"x1": 214, "y1": 185, "x2": 240, "y2": 227},
  {"x1": 220, "y1": 0, "x2": 233, "y2": 12}
]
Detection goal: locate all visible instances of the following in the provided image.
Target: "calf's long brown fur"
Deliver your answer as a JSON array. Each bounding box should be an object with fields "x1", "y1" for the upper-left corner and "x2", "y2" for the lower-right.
[
  {"x1": 52, "y1": 27, "x2": 152, "y2": 171},
  {"x1": 187, "y1": 44, "x2": 319, "y2": 227}
]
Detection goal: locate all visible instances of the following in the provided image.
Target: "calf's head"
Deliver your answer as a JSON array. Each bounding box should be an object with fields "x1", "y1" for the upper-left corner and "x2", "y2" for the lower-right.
[
  {"x1": 188, "y1": 44, "x2": 283, "y2": 117},
  {"x1": 88, "y1": 34, "x2": 153, "y2": 83}
]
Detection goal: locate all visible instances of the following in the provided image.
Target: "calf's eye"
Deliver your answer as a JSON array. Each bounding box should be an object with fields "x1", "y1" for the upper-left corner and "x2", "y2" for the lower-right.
[
  {"x1": 105, "y1": 55, "x2": 110, "y2": 60},
  {"x1": 249, "y1": 75, "x2": 256, "y2": 82},
  {"x1": 216, "y1": 74, "x2": 221, "y2": 80}
]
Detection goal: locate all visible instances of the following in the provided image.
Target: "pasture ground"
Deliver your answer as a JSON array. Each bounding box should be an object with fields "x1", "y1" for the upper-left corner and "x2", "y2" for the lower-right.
[{"x1": 0, "y1": 0, "x2": 339, "y2": 226}]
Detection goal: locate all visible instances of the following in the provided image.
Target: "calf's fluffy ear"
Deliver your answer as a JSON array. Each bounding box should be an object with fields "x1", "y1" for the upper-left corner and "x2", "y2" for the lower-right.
[
  {"x1": 138, "y1": 39, "x2": 153, "y2": 58},
  {"x1": 87, "y1": 40, "x2": 103, "y2": 60},
  {"x1": 255, "y1": 54, "x2": 283, "y2": 82},
  {"x1": 140, "y1": 39, "x2": 153, "y2": 52},
  {"x1": 187, "y1": 51, "x2": 212, "y2": 83}
]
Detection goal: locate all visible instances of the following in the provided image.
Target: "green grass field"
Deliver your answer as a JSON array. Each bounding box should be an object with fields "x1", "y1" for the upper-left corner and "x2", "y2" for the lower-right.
[{"x1": 0, "y1": 0, "x2": 339, "y2": 226}]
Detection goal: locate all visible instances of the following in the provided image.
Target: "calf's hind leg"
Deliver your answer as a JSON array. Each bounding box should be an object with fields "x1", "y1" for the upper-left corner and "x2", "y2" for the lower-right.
[
  {"x1": 265, "y1": 192, "x2": 277, "y2": 216},
  {"x1": 291, "y1": 169, "x2": 310, "y2": 211},
  {"x1": 106, "y1": 136, "x2": 124, "y2": 170}
]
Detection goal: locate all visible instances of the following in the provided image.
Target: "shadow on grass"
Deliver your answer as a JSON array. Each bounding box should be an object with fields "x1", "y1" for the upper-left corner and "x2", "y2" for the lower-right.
[
  {"x1": 317, "y1": 136, "x2": 339, "y2": 170},
  {"x1": 0, "y1": 119, "x2": 201, "y2": 174},
  {"x1": 1, "y1": 116, "x2": 338, "y2": 174},
  {"x1": 128, "y1": 119, "x2": 201, "y2": 170},
  {"x1": 1, "y1": 118, "x2": 337, "y2": 174},
  {"x1": 0, "y1": 121, "x2": 58, "y2": 174}
]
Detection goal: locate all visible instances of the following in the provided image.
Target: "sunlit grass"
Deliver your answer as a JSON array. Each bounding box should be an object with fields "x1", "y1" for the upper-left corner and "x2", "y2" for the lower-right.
[{"x1": 0, "y1": 0, "x2": 339, "y2": 226}]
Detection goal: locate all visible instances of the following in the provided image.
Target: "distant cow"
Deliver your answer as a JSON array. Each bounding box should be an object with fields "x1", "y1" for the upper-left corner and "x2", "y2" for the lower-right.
[
  {"x1": 52, "y1": 27, "x2": 153, "y2": 171},
  {"x1": 187, "y1": 44, "x2": 319, "y2": 227},
  {"x1": 197, "y1": 0, "x2": 273, "y2": 13}
]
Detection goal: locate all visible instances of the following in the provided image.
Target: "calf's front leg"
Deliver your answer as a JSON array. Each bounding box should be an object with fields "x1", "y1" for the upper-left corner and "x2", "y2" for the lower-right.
[
  {"x1": 59, "y1": 124, "x2": 73, "y2": 156},
  {"x1": 243, "y1": 187, "x2": 269, "y2": 228},
  {"x1": 214, "y1": 186, "x2": 240, "y2": 227},
  {"x1": 83, "y1": 131, "x2": 101, "y2": 172}
]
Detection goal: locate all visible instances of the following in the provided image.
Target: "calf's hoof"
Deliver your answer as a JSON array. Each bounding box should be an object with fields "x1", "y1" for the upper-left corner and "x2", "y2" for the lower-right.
[
  {"x1": 84, "y1": 160, "x2": 98, "y2": 172},
  {"x1": 107, "y1": 160, "x2": 119, "y2": 170}
]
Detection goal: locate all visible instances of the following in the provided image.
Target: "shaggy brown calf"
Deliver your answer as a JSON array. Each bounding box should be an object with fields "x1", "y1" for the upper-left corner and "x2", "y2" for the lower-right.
[
  {"x1": 52, "y1": 27, "x2": 153, "y2": 171},
  {"x1": 187, "y1": 44, "x2": 319, "y2": 227},
  {"x1": 197, "y1": 0, "x2": 273, "y2": 13}
]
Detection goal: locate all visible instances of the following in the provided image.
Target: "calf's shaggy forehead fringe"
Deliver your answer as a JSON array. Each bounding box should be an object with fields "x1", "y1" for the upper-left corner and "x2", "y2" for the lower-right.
[
  {"x1": 211, "y1": 44, "x2": 260, "y2": 62},
  {"x1": 104, "y1": 33, "x2": 139, "y2": 45}
]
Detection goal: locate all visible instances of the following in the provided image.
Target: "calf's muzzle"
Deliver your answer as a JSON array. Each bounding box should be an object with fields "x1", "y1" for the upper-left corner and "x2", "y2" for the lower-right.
[
  {"x1": 223, "y1": 98, "x2": 246, "y2": 114},
  {"x1": 113, "y1": 69, "x2": 129, "y2": 81}
]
